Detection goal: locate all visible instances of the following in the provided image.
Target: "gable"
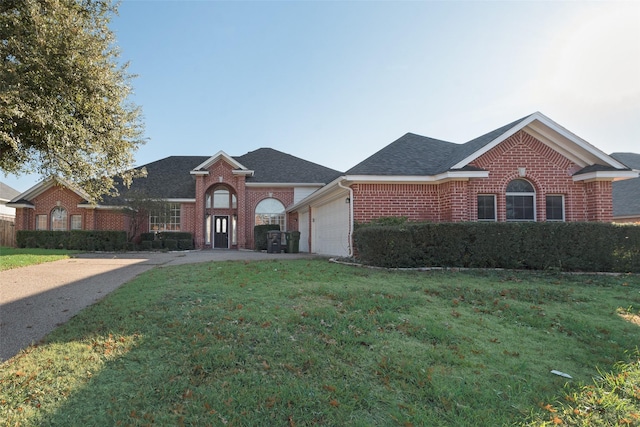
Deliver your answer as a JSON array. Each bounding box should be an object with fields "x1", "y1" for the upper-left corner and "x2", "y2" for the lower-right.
[
  {"x1": 343, "y1": 112, "x2": 632, "y2": 182},
  {"x1": 451, "y1": 112, "x2": 628, "y2": 171},
  {"x1": 8, "y1": 176, "x2": 90, "y2": 207},
  {"x1": 191, "y1": 151, "x2": 249, "y2": 173}
]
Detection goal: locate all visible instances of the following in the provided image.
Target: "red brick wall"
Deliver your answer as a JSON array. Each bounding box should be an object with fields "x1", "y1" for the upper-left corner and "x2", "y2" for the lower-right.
[
  {"x1": 583, "y1": 181, "x2": 613, "y2": 222},
  {"x1": 352, "y1": 183, "x2": 441, "y2": 223},
  {"x1": 191, "y1": 159, "x2": 295, "y2": 249},
  {"x1": 181, "y1": 203, "x2": 196, "y2": 235},
  {"x1": 94, "y1": 210, "x2": 125, "y2": 230},
  {"x1": 350, "y1": 130, "x2": 615, "y2": 223},
  {"x1": 468, "y1": 130, "x2": 611, "y2": 222},
  {"x1": 244, "y1": 187, "x2": 294, "y2": 249},
  {"x1": 23, "y1": 186, "x2": 88, "y2": 230}
]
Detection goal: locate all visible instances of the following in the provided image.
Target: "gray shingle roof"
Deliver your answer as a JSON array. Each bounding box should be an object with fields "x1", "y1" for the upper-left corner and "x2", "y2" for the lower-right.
[
  {"x1": 448, "y1": 115, "x2": 534, "y2": 167},
  {"x1": 611, "y1": 152, "x2": 640, "y2": 218},
  {"x1": 107, "y1": 156, "x2": 207, "y2": 204},
  {"x1": 234, "y1": 148, "x2": 343, "y2": 183},
  {"x1": 106, "y1": 149, "x2": 342, "y2": 204},
  {"x1": 346, "y1": 115, "x2": 533, "y2": 176},
  {"x1": 346, "y1": 133, "x2": 459, "y2": 175}
]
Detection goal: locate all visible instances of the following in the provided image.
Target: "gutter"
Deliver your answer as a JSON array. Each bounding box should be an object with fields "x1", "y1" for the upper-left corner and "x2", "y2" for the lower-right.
[{"x1": 337, "y1": 179, "x2": 354, "y2": 257}]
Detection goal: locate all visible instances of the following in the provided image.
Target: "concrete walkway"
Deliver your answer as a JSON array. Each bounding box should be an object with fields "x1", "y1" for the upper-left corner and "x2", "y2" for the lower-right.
[{"x1": 0, "y1": 250, "x2": 317, "y2": 362}]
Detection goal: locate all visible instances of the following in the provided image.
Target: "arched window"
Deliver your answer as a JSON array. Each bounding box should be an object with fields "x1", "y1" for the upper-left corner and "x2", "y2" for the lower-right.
[
  {"x1": 205, "y1": 186, "x2": 237, "y2": 209},
  {"x1": 51, "y1": 207, "x2": 68, "y2": 231},
  {"x1": 506, "y1": 179, "x2": 535, "y2": 221},
  {"x1": 255, "y1": 198, "x2": 285, "y2": 230}
]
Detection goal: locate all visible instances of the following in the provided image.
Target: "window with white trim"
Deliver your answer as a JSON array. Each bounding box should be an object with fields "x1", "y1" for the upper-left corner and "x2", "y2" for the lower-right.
[
  {"x1": 70, "y1": 214, "x2": 82, "y2": 230},
  {"x1": 149, "y1": 203, "x2": 181, "y2": 232},
  {"x1": 506, "y1": 179, "x2": 535, "y2": 221},
  {"x1": 36, "y1": 215, "x2": 47, "y2": 230},
  {"x1": 477, "y1": 195, "x2": 496, "y2": 221},
  {"x1": 206, "y1": 186, "x2": 237, "y2": 210},
  {"x1": 51, "y1": 207, "x2": 68, "y2": 231},
  {"x1": 255, "y1": 198, "x2": 285, "y2": 230},
  {"x1": 545, "y1": 195, "x2": 565, "y2": 221}
]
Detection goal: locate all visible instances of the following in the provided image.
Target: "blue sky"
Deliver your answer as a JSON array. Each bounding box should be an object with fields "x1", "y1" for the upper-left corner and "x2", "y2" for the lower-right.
[{"x1": 3, "y1": 0, "x2": 639, "y2": 193}]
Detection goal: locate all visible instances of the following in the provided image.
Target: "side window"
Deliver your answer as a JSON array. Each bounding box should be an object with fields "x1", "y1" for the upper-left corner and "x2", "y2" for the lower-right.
[
  {"x1": 506, "y1": 179, "x2": 535, "y2": 221},
  {"x1": 36, "y1": 215, "x2": 48, "y2": 230},
  {"x1": 477, "y1": 195, "x2": 496, "y2": 221},
  {"x1": 546, "y1": 195, "x2": 565, "y2": 221},
  {"x1": 70, "y1": 215, "x2": 82, "y2": 230}
]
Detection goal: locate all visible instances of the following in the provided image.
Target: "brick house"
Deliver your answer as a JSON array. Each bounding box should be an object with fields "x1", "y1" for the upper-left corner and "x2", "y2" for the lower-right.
[
  {"x1": 8, "y1": 112, "x2": 638, "y2": 256},
  {"x1": 288, "y1": 112, "x2": 637, "y2": 256},
  {"x1": 9, "y1": 149, "x2": 342, "y2": 250}
]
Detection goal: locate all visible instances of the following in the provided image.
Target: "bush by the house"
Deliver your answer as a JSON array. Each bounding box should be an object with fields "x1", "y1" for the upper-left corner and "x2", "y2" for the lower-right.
[
  {"x1": 139, "y1": 232, "x2": 194, "y2": 251},
  {"x1": 17, "y1": 230, "x2": 195, "y2": 252},
  {"x1": 254, "y1": 224, "x2": 281, "y2": 250},
  {"x1": 354, "y1": 221, "x2": 640, "y2": 272},
  {"x1": 16, "y1": 230, "x2": 127, "y2": 251}
]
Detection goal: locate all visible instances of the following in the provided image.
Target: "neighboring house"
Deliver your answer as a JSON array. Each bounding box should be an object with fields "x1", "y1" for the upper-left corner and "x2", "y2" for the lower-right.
[
  {"x1": 0, "y1": 182, "x2": 20, "y2": 221},
  {"x1": 0, "y1": 182, "x2": 20, "y2": 247},
  {"x1": 8, "y1": 112, "x2": 638, "y2": 256},
  {"x1": 610, "y1": 152, "x2": 640, "y2": 223}
]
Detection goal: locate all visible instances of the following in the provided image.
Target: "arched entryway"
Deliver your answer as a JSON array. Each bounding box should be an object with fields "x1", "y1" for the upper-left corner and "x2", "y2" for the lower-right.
[{"x1": 204, "y1": 185, "x2": 238, "y2": 248}]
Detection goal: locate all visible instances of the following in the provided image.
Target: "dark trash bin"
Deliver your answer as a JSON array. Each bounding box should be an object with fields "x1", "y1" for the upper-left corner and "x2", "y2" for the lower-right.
[
  {"x1": 286, "y1": 231, "x2": 300, "y2": 253},
  {"x1": 267, "y1": 230, "x2": 282, "y2": 253}
]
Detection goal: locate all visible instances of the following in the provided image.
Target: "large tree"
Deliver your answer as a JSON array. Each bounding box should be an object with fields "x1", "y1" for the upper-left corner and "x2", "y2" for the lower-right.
[{"x1": 0, "y1": 0, "x2": 145, "y2": 201}]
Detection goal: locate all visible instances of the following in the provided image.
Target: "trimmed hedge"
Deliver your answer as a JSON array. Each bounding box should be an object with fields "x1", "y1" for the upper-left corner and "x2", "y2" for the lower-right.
[
  {"x1": 16, "y1": 230, "x2": 128, "y2": 251},
  {"x1": 354, "y1": 222, "x2": 640, "y2": 273},
  {"x1": 139, "y1": 231, "x2": 194, "y2": 251},
  {"x1": 254, "y1": 224, "x2": 281, "y2": 250},
  {"x1": 16, "y1": 230, "x2": 194, "y2": 252}
]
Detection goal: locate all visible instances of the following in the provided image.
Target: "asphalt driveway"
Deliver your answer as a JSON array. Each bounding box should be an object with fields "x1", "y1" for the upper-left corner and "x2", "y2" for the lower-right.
[{"x1": 0, "y1": 250, "x2": 316, "y2": 362}]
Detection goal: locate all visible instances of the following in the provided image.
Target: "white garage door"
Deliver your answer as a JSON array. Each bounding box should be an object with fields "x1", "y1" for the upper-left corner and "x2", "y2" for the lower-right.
[
  {"x1": 299, "y1": 210, "x2": 309, "y2": 253},
  {"x1": 312, "y1": 196, "x2": 350, "y2": 257}
]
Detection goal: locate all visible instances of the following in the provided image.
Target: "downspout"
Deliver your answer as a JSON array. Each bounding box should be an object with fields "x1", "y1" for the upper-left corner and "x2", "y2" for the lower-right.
[{"x1": 337, "y1": 179, "x2": 354, "y2": 257}]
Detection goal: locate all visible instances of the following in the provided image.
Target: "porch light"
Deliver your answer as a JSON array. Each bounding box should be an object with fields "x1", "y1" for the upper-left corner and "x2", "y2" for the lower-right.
[{"x1": 345, "y1": 197, "x2": 351, "y2": 204}]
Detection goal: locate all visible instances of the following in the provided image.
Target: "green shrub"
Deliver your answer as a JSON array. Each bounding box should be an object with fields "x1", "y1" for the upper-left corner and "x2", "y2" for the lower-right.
[
  {"x1": 140, "y1": 232, "x2": 155, "y2": 242},
  {"x1": 140, "y1": 240, "x2": 152, "y2": 250},
  {"x1": 354, "y1": 221, "x2": 640, "y2": 272},
  {"x1": 164, "y1": 239, "x2": 178, "y2": 251},
  {"x1": 178, "y1": 239, "x2": 193, "y2": 250},
  {"x1": 16, "y1": 230, "x2": 127, "y2": 251}
]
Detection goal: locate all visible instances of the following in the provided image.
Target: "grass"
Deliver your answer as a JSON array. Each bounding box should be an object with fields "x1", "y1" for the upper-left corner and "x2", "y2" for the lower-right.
[
  {"x1": 0, "y1": 260, "x2": 638, "y2": 426},
  {"x1": 0, "y1": 247, "x2": 81, "y2": 271}
]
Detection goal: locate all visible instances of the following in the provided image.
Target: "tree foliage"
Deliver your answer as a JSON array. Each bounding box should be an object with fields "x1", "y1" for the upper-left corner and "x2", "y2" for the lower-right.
[
  {"x1": 0, "y1": 0, "x2": 145, "y2": 201},
  {"x1": 120, "y1": 190, "x2": 171, "y2": 242}
]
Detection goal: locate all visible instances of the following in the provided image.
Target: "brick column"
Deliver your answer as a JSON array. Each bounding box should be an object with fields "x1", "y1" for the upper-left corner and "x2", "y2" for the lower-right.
[
  {"x1": 235, "y1": 175, "x2": 247, "y2": 249},
  {"x1": 84, "y1": 208, "x2": 95, "y2": 230},
  {"x1": 194, "y1": 175, "x2": 206, "y2": 248},
  {"x1": 584, "y1": 181, "x2": 613, "y2": 222}
]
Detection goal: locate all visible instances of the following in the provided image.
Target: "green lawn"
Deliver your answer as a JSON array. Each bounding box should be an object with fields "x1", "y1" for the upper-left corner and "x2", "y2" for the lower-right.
[
  {"x1": 0, "y1": 247, "x2": 81, "y2": 271},
  {"x1": 1, "y1": 260, "x2": 638, "y2": 426}
]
